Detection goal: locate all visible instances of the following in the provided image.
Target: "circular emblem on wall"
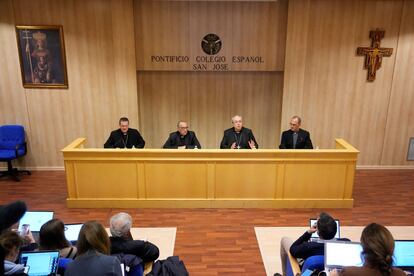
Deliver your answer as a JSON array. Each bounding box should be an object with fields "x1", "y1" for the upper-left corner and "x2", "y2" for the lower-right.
[{"x1": 201, "y1": 34, "x2": 222, "y2": 55}]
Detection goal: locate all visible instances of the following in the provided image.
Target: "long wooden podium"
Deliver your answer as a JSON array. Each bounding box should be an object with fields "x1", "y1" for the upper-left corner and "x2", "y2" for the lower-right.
[{"x1": 62, "y1": 138, "x2": 358, "y2": 208}]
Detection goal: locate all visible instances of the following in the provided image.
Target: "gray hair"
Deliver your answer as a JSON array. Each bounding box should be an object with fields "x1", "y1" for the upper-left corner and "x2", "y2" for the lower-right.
[
  {"x1": 110, "y1": 212, "x2": 132, "y2": 238},
  {"x1": 231, "y1": 115, "x2": 242, "y2": 123},
  {"x1": 291, "y1": 115, "x2": 302, "y2": 124},
  {"x1": 177, "y1": 121, "x2": 188, "y2": 127}
]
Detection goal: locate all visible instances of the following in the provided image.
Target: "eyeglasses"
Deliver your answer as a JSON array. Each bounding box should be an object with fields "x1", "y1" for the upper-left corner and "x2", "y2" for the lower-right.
[{"x1": 179, "y1": 126, "x2": 188, "y2": 129}]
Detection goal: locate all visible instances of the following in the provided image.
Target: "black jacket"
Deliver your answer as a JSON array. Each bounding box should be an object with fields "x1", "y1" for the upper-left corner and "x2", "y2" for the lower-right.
[
  {"x1": 220, "y1": 127, "x2": 258, "y2": 149},
  {"x1": 110, "y1": 236, "x2": 159, "y2": 263},
  {"x1": 163, "y1": 131, "x2": 201, "y2": 149},
  {"x1": 279, "y1": 129, "x2": 313, "y2": 149},
  {"x1": 104, "y1": 128, "x2": 145, "y2": 148},
  {"x1": 148, "y1": 256, "x2": 189, "y2": 276},
  {"x1": 290, "y1": 231, "x2": 350, "y2": 260},
  {"x1": 289, "y1": 231, "x2": 324, "y2": 260}
]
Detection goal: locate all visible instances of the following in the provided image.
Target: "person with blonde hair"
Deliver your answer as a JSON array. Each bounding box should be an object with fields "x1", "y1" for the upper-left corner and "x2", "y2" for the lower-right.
[{"x1": 65, "y1": 221, "x2": 122, "y2": 276}]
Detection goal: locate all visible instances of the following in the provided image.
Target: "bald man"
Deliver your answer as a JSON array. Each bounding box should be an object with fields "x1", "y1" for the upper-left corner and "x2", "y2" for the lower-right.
[
  {"x1": 163, "y1": 121, "x2": 201, "y2": 149},
  {"x1": 279, "y1": 115, "x2": 313, "y2": 149}
]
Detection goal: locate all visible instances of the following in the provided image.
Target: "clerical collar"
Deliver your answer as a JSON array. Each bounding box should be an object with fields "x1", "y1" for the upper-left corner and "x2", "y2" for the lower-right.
[{"x1": 234, "y1": 127, "x2": 242, "y2": 133}]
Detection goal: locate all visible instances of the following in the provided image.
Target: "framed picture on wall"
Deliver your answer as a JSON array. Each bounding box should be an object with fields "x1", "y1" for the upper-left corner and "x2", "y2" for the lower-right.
[{"x1": 15, "y1": 25, "x2": 68, "y2": 89}]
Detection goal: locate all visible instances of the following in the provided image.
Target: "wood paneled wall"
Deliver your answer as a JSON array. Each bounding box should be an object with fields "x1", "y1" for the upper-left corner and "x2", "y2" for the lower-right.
[
  {"x1": 282, "y1": 0, "x2": 414, "y2": 166},
  {"x1": 1, "y1": 0, "x2": 413, "y2": 168},
  {"x1": 0, "y1": 0, "x2": 138, "y2": 168},
  {"x1": 135, "y1": 0, "x2": 287, "y2": 149},
  {"x1": 381, "y1": 0, "x2": 414, "y2": 165},
  {"x1": 134, "y1": 0, "x2": 287, "y2": 71},
  {"x1": 138, "y1": 71, "x2": 283, "y2": 149}
]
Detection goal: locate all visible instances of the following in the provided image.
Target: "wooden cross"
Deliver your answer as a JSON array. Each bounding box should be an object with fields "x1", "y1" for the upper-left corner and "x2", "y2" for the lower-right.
[{"x1": 357, "y1": 29, "x2": 393, "y2": 82}]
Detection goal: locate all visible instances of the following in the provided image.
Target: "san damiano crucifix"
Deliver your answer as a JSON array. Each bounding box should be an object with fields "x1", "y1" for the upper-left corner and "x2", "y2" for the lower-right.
[{"x1": 357, "y1": 29, "x2": 393, "y2": 82}]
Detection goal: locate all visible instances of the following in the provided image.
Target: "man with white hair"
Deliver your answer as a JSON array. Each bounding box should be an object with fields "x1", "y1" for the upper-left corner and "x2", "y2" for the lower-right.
[
  {"x1": 220, "y1": 115, "x2": 258, "y2": 149},
  {"x1": 109, "y1": 212, "x2": 159, "y2": 263}
]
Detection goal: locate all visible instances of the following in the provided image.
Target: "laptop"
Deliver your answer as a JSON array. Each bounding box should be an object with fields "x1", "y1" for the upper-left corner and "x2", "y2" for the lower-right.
[
  {"x1": 324, "y1": 241, "x2": 363, "y2": 274},
  {"x1": 394, "y1": 240, "x2": 414, "y2": 270},
  {"x1": 19, "y1": 250, "x2": 59, "y2": 276},
  {"x1": 64, "y1": 223, "x2": 83, "y2": 242},
  {"x1": 309, "y1": 218, "x2": 340, "y2": 239},
  {"x1": 18, "y1": 211, "x2": 54, "y2": 232}
]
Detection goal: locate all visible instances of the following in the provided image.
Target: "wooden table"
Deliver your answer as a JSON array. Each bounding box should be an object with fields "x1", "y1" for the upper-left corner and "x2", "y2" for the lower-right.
[{"x1": 62, "y1": 138, "x2": 358, "y2": 208}]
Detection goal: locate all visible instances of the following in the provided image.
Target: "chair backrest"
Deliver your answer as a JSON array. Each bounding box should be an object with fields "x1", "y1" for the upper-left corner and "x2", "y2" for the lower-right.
[
  {"x1": 113, "y1": 253, "x2": 143, "y2": 276},
  {"x1": 0, "y1": 125, "x2": 25, "y2": 150},
  {"x1": 127, "y1": 262, "x2": 144, "y2": 276},
  {"x1": 57, "y1": 257, "x2": 73, "y2": 275},
  {"x1": 302, "y1": 255, "x2": 324, "y2": 273}
]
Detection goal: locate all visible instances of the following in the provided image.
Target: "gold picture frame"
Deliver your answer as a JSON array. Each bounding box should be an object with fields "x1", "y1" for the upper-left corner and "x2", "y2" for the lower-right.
[{"x1": 15, "y1": 25, "x2": 68, "y2": 89}]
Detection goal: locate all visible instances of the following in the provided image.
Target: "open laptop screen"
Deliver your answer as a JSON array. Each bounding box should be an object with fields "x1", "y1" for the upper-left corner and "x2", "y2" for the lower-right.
[
  {"x1": 64, "y1": 223, "x2": 83, "y2": 241},
  {"x1": 325, "y1": 241, "x2": 363, "y2": 269},
  {"x1": 394, "y1": 240, "x2": 414, "y2": 270},
  {"x1": 19, "y1": 250, "x2": 59, "y2": 276},
  {"x1": 18, "y1": 211, "x2": 54, "y2": 232},
  {"x1": 309, "y1": 218, "x2": 340, "y2": 239}
]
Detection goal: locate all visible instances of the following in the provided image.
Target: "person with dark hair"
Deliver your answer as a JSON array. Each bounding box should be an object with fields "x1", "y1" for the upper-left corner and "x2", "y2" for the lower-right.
[
  {"x1": 331, "y1": 223, "x2": 406, "y2": 276},
  {"x1": 104, "y1": 117, "x2": 145, "y2": 148},
  {"x1": 0, "y1": 201, "x2": 27, "y2": 234},
  {"x1": 39, "y1": 219, "x2": 77, "y2": 259},
  {"x1": 280, "y1": 212, "x2": 342, "y2": 275},
  {"x1": 0, "y1": 231, "x2": 25, "y2": 275},
  {"x1": 65, "y1": 221, "x2": 122, "y2": 276},
  {"x1": 0, "y1": 200, "x2": 27, "y2": 276},
  {"x1": 163, "y1": 121, "x2": 201, "y2": 149},
  {"x1": 279, "y1": 115, "x2": 313, "y2": 149}
]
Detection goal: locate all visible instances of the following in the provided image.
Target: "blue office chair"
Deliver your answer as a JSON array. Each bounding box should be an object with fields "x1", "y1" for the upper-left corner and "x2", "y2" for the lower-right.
[
  {"x1": 302, "y1": 255, "x2": 324, "y2": 273},
  {"x1": 0, "y1": 125, "x2": 31, "y2": 181},
  {"x1": 286, "y1": 255, "x2": 324, "y2": 276}
]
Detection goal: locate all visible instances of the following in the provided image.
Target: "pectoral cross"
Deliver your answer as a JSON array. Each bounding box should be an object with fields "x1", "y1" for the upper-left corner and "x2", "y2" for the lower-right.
[{"x1": 357, "y1": 29, "x2": 393, "y2": 82}]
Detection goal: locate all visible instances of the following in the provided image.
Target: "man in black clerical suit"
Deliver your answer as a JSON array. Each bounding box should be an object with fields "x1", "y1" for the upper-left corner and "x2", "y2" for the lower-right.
[
  {"x1": 104, "y1": 117, "x2": 145, "y2": 148},
  {"x1": 279, "y1": 115, "x2": 313, "y2": 149},
  {"x1": 163, "y1": 121, "x2": 201, "y2": 149},
  {"x1": 220, "y1": 115, "x2": 258, "y2": 149}
]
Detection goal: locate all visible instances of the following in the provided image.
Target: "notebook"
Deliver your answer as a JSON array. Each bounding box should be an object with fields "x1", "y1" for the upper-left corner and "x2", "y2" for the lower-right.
[
  {"x1": 309, "y1": 218, "x2": 340, "y2": 239},
  {"x1": 64, "y1": 223, "x2": 83, "y2": 242},
  {"x1": 18, "y1": 211, "x2": 54, "y2": 232},
  {"x1": 324, "y1": 241, "x2": 363, "y2": 270},
  {"x1": 19, "y1": 250, "x2": 59, "y2": 276},
  {"x1": 394, "y1": 240, "x2": 414, "y2": 270}
]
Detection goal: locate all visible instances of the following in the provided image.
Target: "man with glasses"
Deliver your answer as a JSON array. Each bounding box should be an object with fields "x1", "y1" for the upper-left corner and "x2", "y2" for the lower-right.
[
  {"x1": 279, "y1": 115, "x2": 313, "y2": 149},
  {"x1": 163, "y1": 121, "x2": 201, "y2": 149}
]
